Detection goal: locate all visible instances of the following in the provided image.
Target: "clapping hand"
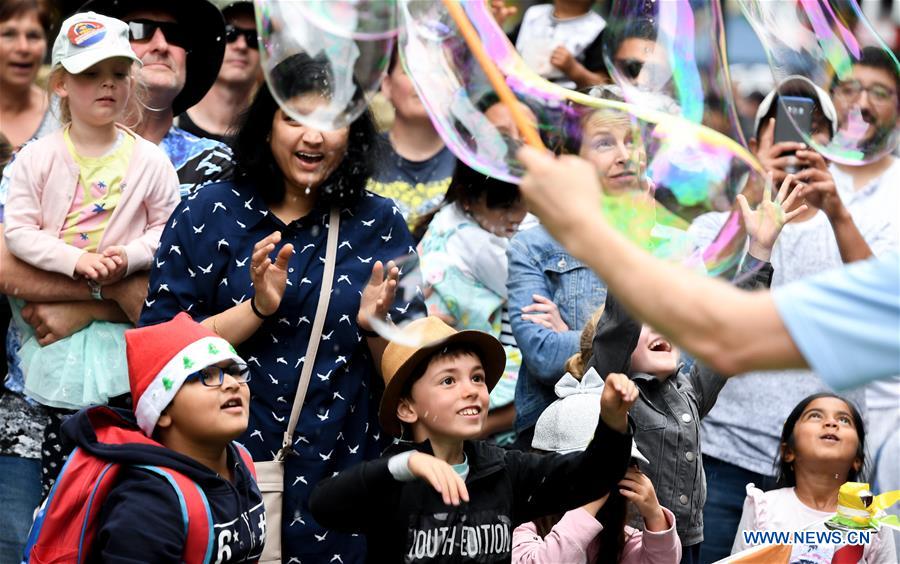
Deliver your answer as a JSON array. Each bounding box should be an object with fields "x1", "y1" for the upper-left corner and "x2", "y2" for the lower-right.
[
  {"x1": 358, "y1": 260, "x2": 399, "y2": 332},
  {"x1": 250, "y1": 231, "x2": 293, "y2": 317}
]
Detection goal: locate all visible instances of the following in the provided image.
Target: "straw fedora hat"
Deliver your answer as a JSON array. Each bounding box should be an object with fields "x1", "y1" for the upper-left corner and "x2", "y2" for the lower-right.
[{"x1": 379, "y1": 316, "x2": 506, "y2": 438}]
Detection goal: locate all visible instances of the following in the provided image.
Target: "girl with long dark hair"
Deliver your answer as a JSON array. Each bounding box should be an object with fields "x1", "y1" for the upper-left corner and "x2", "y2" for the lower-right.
[{"x1": 731, "y1": 393, "x2": 895, "y2": 560}]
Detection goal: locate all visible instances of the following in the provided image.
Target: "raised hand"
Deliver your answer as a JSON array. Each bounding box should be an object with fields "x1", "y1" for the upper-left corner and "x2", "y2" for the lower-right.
[
  {"x1": 358, "y1": 260, "x2": 399, "y2": 332},
  {"x1": 408, "y1": 452, "x2": 470, "y2": 506},
  {"x1": 618, "y1": 468, "x2": 668, "y2": 532},
  {"x1": 250, "y1": 231, "x2": 293, "y2": 317},
  {"x1": 521, "y1": 294, "x2": 569, "y2": 332},
  {"x1": 517, "y1": 147, "x2": 602, "y2": 248},
  {"x1": 737, "y1": 172, "x2": 808, "y2": 262},
  {"x1": 600, "y1": 372, "x2": 638, "y2": 433}
]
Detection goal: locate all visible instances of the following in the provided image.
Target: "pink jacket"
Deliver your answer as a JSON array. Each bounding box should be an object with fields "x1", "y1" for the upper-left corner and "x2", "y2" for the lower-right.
[
  {"x1": 513, "y1": 506, "x2": 682, "y2": 564},
  {"x1": 3, "y1": 126, "x2": 179, "y2": 278}
]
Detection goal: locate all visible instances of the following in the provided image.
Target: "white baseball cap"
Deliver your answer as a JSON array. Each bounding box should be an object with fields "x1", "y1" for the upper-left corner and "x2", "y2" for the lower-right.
[
  {"x1": 51, "y1": 12, "x2": 141, "y2": 74},
  {"x1": 752, "y1": 75, "x2": 838, "y2": 138}
]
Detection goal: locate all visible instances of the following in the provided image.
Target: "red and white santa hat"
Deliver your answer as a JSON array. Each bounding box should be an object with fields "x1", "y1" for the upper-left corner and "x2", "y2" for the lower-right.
[{"x1": 126, "y1": 312, "x2": 245, "y2": 436}]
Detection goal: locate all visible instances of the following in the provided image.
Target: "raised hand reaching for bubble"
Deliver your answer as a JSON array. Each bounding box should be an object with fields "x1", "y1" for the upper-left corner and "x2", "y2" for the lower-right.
[{"x1": 737, "y1": 172, "x2": 808, "y2": 262}]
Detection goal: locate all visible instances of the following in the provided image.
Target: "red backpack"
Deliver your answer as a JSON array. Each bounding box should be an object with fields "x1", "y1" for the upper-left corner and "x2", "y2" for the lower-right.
[{"x1": 22, "y1": 407, "x2": 256, "y2": 564}]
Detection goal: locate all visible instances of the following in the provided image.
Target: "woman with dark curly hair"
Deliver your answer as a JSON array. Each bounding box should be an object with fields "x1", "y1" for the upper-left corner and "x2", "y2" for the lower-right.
[{"x1": 139, "y1": 54, "x2": 418, "y2": 562}]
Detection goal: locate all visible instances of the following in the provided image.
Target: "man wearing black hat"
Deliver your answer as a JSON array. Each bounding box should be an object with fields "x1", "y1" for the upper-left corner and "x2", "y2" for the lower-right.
[
  {"x1": 80, "y1": 0, "x2": 236, "y2": 198},
  {"x1": 0, "y1": 0, "x2": 237, "y2": 397}
]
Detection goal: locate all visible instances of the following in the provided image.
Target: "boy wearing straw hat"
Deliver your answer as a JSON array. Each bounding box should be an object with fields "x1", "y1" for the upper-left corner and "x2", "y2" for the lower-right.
[{"x1": 310, "y1": 316, "x2": 637, "y2": 562}]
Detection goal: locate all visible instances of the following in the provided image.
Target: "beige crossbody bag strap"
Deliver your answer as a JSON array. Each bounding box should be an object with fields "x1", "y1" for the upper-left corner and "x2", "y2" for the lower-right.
[{"x1": 277, "y1": 207, "x2": 340, "y2": 458}]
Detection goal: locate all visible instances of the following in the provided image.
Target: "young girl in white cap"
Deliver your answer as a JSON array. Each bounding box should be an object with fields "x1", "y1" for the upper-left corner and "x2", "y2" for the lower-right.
[{"x1": 2, "y1": 11, "x2": 179, "y2": 490}]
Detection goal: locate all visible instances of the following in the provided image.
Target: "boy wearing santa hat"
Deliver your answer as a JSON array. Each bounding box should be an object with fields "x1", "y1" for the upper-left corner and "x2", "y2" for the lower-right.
[{"x1": 55, "y1": 312, "x2": 266, "y2": 561}]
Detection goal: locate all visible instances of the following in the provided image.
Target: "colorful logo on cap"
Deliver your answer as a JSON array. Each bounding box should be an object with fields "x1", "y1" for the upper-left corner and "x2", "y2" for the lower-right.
[{"x1": 67, "y1": 21, "x2": 106, "y2": 48}]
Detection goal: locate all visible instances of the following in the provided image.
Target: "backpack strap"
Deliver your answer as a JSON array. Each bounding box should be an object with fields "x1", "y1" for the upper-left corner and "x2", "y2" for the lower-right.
[
  {"x1": 234, "y1": 441, "x2": 257, "y2": 480},
  {"x1": 25, "y1": 447, "x2": 122, "y2": 564},
  {"x1": 138, "y1": 466, "x2": 214, "y2": 564}
]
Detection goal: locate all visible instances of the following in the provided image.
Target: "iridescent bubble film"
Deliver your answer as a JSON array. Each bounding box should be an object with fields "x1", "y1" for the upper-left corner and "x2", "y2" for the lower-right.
[
  {"x1": 399, "y1": 0, "x2": 768, "y2": 277},
  {"x1": 603, "y1": 0, "x2": 747, "y2": 137},
  {"x1": 738, "y1": 0, "x2": 900, "y2": 164},
  {"x1": 254, "y1": 0, "x2": 394, "y2": 131},
  {"x1": 292, "y1": 0, "x2": 398, "y2": 41}
]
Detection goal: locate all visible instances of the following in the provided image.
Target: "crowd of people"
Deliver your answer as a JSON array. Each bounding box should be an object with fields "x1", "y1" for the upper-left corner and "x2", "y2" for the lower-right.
[{"x1": 0, "y1": 0, "x2": 897, "y2": 563}]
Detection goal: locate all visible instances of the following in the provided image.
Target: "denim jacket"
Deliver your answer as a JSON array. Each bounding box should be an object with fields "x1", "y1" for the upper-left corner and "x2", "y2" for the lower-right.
[
  {"x1": 588, "y1": 257, "x2": 774, "y2": 546},
  {"x1": 507, "y1": 225, "x2": 607, "y2": 432}
]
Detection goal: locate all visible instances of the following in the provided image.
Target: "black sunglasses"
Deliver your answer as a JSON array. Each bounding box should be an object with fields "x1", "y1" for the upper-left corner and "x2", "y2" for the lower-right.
[
  {"x1": 127, "y1": 20, "x2": 191, "y2": 51},
  {"x1": 225, "y1": 24, "x2": 258, "y2": 50},
  {"x1": 614, "y1": 58, "x2": 645, "y2": 80}
]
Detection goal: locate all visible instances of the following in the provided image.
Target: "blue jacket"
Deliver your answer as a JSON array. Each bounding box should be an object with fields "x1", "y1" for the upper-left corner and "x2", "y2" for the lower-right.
[
  {"x1": 506, "y1": 225, "x2": 607, "y2": 432},
  {"x1": 61, "y1": 408, "x2": 266, "y2": 562}
]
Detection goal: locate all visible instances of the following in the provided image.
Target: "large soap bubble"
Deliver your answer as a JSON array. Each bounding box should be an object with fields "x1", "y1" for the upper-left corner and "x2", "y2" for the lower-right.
[
  {"x1": 602, "y1": 0, "x2": 746, "y2": 142},
  {"x1": 399, "y1": 0, "x2": 768, "y2": 269},
  {"x1": 739, "y1": 0, "x2": 900, "y2": 164},
  {"x1": 601, "y1": 0, "x2": 756, "y2": 224},
  {"x1": 291, "y1": 0, "x2": 398, "y2": 41},
  {"x1": 369, "y1": 0, "x2": 791, "y2": 350},
  {"x1": 255, "y1": 0, "x2": 395, "y2": 131}
]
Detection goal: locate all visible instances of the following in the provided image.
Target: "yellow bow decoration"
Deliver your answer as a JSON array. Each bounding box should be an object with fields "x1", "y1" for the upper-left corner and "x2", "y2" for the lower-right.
[{"x1": 827, "y1": 482, "x2": 900, "y2": 531}]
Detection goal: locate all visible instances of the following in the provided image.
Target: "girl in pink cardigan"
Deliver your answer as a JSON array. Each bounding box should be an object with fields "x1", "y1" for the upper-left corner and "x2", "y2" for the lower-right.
[
  {"x1": 512, "y1": 358, "x2": 682, "y2": 563},
  {"x1": 3, "y1": 12, "x2": 178, "y2": 413}
]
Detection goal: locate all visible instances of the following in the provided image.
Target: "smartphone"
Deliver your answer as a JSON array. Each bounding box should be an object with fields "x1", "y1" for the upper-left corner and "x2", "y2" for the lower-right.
[{"x1": 774, "y1": 96, "x2": 815, "y2": 173}]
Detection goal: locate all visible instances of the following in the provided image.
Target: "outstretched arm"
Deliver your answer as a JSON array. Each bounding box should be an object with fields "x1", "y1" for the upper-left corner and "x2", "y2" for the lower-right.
[{"x1": 516, "y1": 147, "x2": 807, "y2": 376}]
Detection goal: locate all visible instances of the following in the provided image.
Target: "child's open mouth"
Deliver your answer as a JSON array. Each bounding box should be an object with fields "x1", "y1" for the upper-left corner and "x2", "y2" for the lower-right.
[
  {"x1": 457, "y1": 406, "x2": 481, "y2": 417},
  {"x1": 648, "y1": 338, "x2": 671, "y2": 353},
  {"x1": 221, "y1": 397, "x2": 244, "y2": 412},
  {"x1": 820, "y1": 433, "x2": 840, "y2": 443}
]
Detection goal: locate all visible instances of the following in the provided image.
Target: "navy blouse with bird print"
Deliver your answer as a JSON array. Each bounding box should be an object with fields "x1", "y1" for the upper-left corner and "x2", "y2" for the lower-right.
[{"x1": 139, "y1": 180, "x2": 417, "y2": 562}]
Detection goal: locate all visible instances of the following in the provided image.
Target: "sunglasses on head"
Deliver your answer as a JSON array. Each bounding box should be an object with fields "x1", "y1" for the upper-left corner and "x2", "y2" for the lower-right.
[
  {"x1": 127, "y1": 20, "x2": 191, "y2": 51},
  {"x1": 225, "y1": 24, "x2": 258, "y2": 50}
]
